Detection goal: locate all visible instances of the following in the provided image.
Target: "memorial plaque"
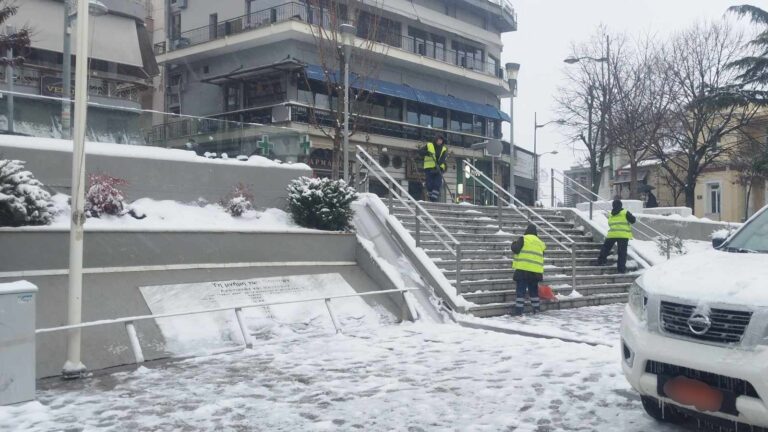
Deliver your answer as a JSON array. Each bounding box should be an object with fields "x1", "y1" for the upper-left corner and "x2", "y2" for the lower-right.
[{"x1": 139, "y1": 274, "x2": 382, "y2": 354}]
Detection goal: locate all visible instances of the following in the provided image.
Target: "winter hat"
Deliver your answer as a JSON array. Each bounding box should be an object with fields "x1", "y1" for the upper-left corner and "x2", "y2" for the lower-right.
[
  {"x1": 612, "y1": 199, "x2": 623, "y2": 211},
  {"x1": 524, "y1": 223, "x2": 538, "y2": 236}
]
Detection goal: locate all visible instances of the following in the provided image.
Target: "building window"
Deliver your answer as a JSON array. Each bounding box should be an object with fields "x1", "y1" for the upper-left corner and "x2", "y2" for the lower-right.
[
  {"x1": 357, "y1": 12, "x2": 401, "y2": 48},
  {"x1": 225, "y1": 85, "x2": 241, "y2": 111},
  {"x1": 450, "y1": 110, "x2": 473, "y2": 134},
  {"x1": 407, "y1": 27, "x2": 446, "y2": 61},
  {"x1": 707, "y1": 183, "x2": 722, "y2": 215},
  {"x1": 209, "y1": 14, "x2": 218, "y2": 39},
  {"x1": 244, "y1": 75, "x2": 285, "y2": 107},
  {"x1": 171, "y1": 13, "x2": 182, "y2": 40},
  {"x1": 452, "y1": 41, "x2": 484, "y2": 71}
]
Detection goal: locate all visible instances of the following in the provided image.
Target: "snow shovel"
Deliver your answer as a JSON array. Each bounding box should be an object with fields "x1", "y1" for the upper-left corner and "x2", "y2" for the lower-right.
[{"x1": 539, "y1": 284, "x2": 558, "y2": 302}]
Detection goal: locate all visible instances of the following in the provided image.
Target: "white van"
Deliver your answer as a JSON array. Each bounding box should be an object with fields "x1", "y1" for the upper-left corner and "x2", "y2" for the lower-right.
[{"x1": 621, "y1": 205, "x2": 768, "y2": 429}]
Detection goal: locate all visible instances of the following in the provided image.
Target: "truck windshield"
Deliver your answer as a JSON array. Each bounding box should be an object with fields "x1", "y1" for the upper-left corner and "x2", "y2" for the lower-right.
[{"x1": 724, "y1": 209, "x2": 768, "y2": 253}]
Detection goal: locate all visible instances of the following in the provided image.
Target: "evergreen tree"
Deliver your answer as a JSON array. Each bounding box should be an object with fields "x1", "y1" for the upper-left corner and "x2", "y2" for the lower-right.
[
  {"x1": 0, "y1": 159, "x2": 54, "y2": 226},
  {"x1": 728, "y1": 5, "x2": 768, "y2": 101},
  {"x1": 0, "y1": 1, "x2": 31, "y2": 67}
]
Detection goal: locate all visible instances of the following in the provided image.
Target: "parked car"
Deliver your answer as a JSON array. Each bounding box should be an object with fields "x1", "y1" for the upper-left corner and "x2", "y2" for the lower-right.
[{"x1": 621, "y1": 204, "x2": 768, "y2": 429}]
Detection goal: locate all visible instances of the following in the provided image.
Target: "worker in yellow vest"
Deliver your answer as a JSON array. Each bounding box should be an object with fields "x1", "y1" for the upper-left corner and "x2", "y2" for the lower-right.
[
  {"x1": 511, "y1": 224, "x2": 546, "y2": 315},
  {"x1": 597, "y1": 199, "x2": 637, "y2": 273},
  {"x1": 419, "y1": 134, "x2": 448, "y2": 202}
]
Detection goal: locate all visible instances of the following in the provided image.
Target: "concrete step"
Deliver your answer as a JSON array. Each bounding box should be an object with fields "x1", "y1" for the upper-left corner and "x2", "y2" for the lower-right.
[
  {"x1": 420, "y1": 240, "x2": 602, "y2": 251},
  {"x1": 425, "y1": 249, "x2": 604, "y2": 260},
  {"x1": 466, "y1": 293, "x2": 629, "y2": 318},
  {"x1": 392, "y1": 212, "x2": 576, "y2": 229},
  {"x1": 399, "y1": 221, "x2": 586, "y2": 237},
  {"x1": 392, "y1": 206, "x2": 568, "y2": 223},
  {"x1": 403, "y1": 201, "x2": 568, "y2": 216},
  {"x1": 444, "y1": 266, "x2": 626, "y2": 281},
  {"x1": 462, "y1": 283, "x2": 632, "y2": 305},
  {"x1": 455, "y1": 273, "x2": 639, "y2": 293},
  {"x1": 409, "y1": 231, "x2": 593, "y2": 244},
  {"x1": 433, "y1": 257, "x2": 620, "y2": 271}
]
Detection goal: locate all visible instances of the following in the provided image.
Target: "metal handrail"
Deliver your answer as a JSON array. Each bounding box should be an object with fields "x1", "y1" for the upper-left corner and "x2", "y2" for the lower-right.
[
  {"x1": 553, "y1": 168, "x2": 604, "y2": 202},
  {"x1": 38, "y1": 287, "x2": 417, "y2": 365},
  {"x1": 553, "y1": 175, "x2": 674, "y2": 259},
  {"x1": 356, "y1": 145, "x2": 465, "y2": 291},
  {"x1": 463, "y1": 161, "x2": 576, "y2": 246},
  {"x1": 462, "y1": 160, "x2": 578, "y2": 290}
]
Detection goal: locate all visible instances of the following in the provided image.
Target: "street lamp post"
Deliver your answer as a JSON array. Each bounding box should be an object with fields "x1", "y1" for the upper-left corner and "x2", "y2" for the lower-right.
[
  {"x1": 63, "y1": 0, "x2": 109, "y2": 379},
  {"x1": 533, "y1": 113, "x2": 565, "y2": 203},
  {"x1": 5, "y1": 25, "x2": 14, "y2": 133},
  {"x1": 505, "y1": 62, "x2": 520, "y2": 200},
  {"x1": 340, "y1": 24, "x2": 356, "y2": 184}
]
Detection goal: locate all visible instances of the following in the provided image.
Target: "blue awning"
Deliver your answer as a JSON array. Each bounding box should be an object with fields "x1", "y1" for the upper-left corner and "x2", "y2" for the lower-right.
[{"x1": 303, "y1": 64, "x2": 507, "y2": 121}]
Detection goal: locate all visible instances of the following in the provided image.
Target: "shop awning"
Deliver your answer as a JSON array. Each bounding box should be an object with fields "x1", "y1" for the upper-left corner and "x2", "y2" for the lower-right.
[{"x1": 304, "y1": 65, "x2": 508, "y2": 121}]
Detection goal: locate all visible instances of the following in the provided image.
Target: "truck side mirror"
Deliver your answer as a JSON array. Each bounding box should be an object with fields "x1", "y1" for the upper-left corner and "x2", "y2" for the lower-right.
[{"x1": 712, "y1": 237, "x2": 726, "y2": 249}]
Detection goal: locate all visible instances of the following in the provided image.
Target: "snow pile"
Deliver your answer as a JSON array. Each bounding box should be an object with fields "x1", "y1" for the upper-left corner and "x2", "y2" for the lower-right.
[
  {"x1": 10, "y1": 194, "x2": 315, "y2": 232},
  {"x1": 640, "y1": 249, "x2": 768, "y2": 306},
  {"x1": 0, "y1": 159, "x2": 54, "y2": 227},
  {"x1": 287, "y1": 177, "x2": 357, "y2": 231},
  {"x1": 0, "y1": 135, "x2": 310, "y2": 170}
]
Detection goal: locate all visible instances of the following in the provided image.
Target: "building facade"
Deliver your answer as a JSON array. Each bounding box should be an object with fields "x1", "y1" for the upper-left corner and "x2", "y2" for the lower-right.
[
  {"x1": 150, "y1": 0, "x2": 535, "y2": 203},
  {"x1": 4, "y1": 0, "x2": 159, "y2": 143}
]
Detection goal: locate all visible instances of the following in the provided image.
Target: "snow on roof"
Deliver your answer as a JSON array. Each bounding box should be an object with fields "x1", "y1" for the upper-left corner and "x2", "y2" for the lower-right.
[
  {"x1": 619, "y1": 159, "x2": 661, "y2": 170},
  {"x1": 0, "y1": 135, "x2": 310, "y2": 171}
]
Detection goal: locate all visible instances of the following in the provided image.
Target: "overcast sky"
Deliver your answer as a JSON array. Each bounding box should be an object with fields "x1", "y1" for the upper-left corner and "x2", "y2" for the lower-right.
[{"x1": 499, "y1": 0, "x2": 761, "y2": 199}]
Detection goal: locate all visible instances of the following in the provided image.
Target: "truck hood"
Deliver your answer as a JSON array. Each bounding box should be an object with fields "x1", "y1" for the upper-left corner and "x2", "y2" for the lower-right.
[{"x1": 640, "y1": 249, "x2": 768, "y2": 307}]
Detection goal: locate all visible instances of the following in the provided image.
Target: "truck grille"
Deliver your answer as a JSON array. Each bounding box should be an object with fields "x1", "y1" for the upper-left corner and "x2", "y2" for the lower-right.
[
  {"x1": 660, "y1": 301, "x2": 752, "y2": 344},
  {"x1": 646, "y1": 361, "x2": 759, "y2": 399}
]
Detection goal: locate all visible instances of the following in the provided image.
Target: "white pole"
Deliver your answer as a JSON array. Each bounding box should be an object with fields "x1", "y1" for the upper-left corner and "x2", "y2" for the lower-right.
[
  {"x1": 343, "y1": 44, "x2": 351, "y2": 183},
  {"x1": 63, "y1": 0, "x2": 91, "y2": 378}
]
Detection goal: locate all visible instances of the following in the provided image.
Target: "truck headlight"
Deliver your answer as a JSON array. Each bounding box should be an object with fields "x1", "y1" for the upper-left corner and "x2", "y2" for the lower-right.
[{"x1": 628, "y1": 281, "x2": 647, "y2": 321}]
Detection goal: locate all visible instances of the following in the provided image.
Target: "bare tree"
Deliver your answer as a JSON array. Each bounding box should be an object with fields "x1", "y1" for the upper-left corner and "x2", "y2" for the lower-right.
[
  {"x1": 302, "y1": 0, "x2": 386, "y2": 180},
  {"x1": 556, "y1": 27, "x2": 618, "y2": 195},
  {"x1": 609, "y1": 35, "x2": 674, "y2": 199},
  {"x1": 730, "y1": 126, "x2": 768, "y2": 220},
  {"x1": 651, "y1": 20, "x2": 762, "y2": 211}
]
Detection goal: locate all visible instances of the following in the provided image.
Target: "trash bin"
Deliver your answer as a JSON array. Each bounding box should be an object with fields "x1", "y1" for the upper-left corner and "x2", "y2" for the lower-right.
[{"x1": 0, "y1": 280, "x2": 37, "y2": 405}]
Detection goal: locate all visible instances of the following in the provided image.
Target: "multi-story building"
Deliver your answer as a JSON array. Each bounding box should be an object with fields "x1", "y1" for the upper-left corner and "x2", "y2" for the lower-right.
[
  {"x1": 4, "y1": 0, "x2": 158, "y2": 143},
  {"x1": 150, "y1": 0, "x2": 534, "y2": 203}
]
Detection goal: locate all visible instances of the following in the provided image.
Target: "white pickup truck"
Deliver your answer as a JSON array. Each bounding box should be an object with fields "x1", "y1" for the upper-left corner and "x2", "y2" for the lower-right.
[{"x1": 621, "y1": 205, "x2": 768, "y2": 429}]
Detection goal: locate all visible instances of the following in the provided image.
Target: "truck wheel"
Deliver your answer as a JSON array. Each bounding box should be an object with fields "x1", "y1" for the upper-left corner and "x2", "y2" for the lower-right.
[{"x1": 641, "y1": 396, "x2": 686, "y2": 423}]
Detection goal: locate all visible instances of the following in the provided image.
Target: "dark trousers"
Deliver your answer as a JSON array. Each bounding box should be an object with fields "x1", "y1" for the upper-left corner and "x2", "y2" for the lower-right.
[
  {"x1": 515, "y1": 279, "x2": 540, "y2": 314},
  {"x1": 425, "y1": 170, "x2": 442, "y2": 202},
  {"x1": 598, "y1": 238, "x2": 629, "y2": 272}
]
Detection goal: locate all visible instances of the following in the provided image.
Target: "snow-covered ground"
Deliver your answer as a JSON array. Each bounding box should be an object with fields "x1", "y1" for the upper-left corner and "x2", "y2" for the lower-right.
[
  {"x1": 1, "y1": 305, "x2": 686, "y2": 432},
  {"x1": 2, "y1": 194, "x2": 318, "y2": 233}
]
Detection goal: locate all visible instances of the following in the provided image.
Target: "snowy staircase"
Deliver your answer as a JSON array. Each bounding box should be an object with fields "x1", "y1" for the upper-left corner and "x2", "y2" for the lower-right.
[{"x1": 391, "y1": 201, "x2": 640, "y2": 317}]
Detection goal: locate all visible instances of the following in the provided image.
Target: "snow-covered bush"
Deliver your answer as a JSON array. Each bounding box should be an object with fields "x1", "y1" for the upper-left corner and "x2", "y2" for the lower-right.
[
  {"x1": 86, "y1": 174, "x2": 128, "y2": 217},
  {"x1": 222, "y1": 183, "x2": 254, "y2": 217},
  {"x1": 656, "y1": 235, "x2": 687, "y2": 257},
  {"x1": 0, "y1": 159, "x2": 55, "y2": 227},
  {"x1": 287, "y1": 177, "x2": 357, "y2": 231}
]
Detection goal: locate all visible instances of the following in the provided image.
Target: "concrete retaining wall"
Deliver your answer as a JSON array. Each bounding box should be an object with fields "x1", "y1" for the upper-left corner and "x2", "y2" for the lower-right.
[
  {"x1": 0, "y1": 136, "x2": 312, "y2": 209},
  {"x1": 635, "y1": 216, "x2": 741, "y2": 242},
  {"x1": 0, "y1": 230, "x2": 402, "y2": 378}
]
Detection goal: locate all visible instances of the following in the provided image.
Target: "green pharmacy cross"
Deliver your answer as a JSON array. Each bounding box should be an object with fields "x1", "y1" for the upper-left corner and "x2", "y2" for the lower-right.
[
  {"x1": 257, "y1": 136, "x2": 273, "y2": 156},
  {"x1": 300, "y1": 135, "x2": 312, "y2": 155}
]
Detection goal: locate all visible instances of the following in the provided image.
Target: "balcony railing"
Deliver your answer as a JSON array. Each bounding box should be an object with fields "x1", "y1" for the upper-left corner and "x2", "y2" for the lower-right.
[
  {"x1": 156, "y1": 2, "x2": 505, "y2": 80},
  {"x1": 0, "y1": 67, "x2": 142, "y2": 103}
]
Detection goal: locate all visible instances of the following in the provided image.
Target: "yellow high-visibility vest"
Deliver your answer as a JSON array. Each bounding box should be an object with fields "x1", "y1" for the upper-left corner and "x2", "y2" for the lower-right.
[
  {"x1": 512, "y1": 234, "x2": 546, "y2": 274},
  {"x1": 423, "y1": 142, "x2": 447, "y2": 171},
  {"x1": 607, "y1": 209, "x2": 633, "y2": 239}
]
